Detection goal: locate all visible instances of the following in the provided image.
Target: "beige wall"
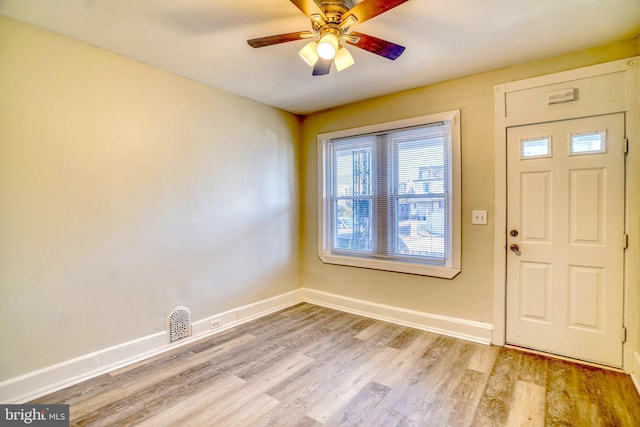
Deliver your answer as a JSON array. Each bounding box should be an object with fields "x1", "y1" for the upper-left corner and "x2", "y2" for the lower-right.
[
  {"x1": 0, "y1": 17, "x2": 300, "y2": 380},
  {"x1": 300, "y1": 39, "x2": 639, "y2": 326}
]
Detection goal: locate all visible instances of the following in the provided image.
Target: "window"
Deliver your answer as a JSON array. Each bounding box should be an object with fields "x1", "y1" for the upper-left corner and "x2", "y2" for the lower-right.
[
  {"x1": 318, "y1": 111, "x2": 461, "y2": 278},
  {"x1": 570, "y1": 130, "x2": 606, "y2": 155},
  {"x1": 521, "y1": 136, "x2": 552, "y2": 159}
]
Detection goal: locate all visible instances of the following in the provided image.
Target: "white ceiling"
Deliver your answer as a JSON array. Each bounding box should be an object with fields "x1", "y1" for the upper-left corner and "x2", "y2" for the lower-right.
[{"x1": 1, "y1": 0, "x2": 639, "y2": 115}]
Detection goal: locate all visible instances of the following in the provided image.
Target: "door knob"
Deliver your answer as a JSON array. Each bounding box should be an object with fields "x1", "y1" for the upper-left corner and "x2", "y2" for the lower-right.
[
  {"x1": 510, "y1": 243, "x2": 520, "y2": 254},
  {"x1": 510, "y1": 229, "x2": 519, "y2": 237}
]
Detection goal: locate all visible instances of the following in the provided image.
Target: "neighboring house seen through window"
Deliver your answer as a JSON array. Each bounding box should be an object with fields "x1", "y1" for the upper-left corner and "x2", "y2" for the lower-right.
[{"x1": 318, "y1": 111, "x2": 461, "y2": 278}]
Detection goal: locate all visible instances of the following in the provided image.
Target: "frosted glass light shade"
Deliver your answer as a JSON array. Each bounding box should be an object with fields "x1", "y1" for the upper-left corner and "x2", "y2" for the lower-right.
[
  {"x1": 334, "y1": 46, "x2": 355, "y2": 71},
  {"x1": 299, "y1": 41, "x2": 320, "y2": 67},
  {"x1": 317, "y1": 34, "x2": 339, "y2": 60}
]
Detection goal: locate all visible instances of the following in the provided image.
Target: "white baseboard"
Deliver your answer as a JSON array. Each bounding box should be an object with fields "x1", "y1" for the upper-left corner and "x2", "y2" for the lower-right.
[
  {"x1": 301, "y1": 288, "x2": 493, "y2": 345},
  {"x1": 0, "y1": 290, "x2": 303, "y2": 404},
  {"x1": 0, "y1": 287, "x2": 494, "y2": 404},
  {"x1": 632, "y1": 351, "x2": 640, "y2": 396}
]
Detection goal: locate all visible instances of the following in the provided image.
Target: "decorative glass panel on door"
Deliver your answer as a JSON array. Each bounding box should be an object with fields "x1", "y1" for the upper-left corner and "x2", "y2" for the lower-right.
[
  {"x1": 570, "y1": 130, "x2": 606, "y2": 155},
  {"x1": 521, "y1": 136, "x2": 552, "y2": 159}
]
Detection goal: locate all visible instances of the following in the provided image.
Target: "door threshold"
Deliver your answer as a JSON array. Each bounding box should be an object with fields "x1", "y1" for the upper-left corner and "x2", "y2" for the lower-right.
[{"x1": 505, "y1": 344, "x2": 624, "y2": 373}]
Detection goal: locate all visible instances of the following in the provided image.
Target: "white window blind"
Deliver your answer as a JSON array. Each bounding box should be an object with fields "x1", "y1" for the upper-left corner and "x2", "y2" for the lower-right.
[{"x1": 319, "y1": 111, "x2": 460, "y2": 278}]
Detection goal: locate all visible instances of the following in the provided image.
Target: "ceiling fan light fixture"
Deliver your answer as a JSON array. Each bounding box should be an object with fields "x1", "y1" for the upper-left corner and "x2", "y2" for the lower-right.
[
  {"x1": 317, "y1": 33, "x2": 340, "y2": 60},
  {"x1": 247, "y1": 0, "x2": 410, "y2": 76},
  {"x1": 334, "y1": 46, "x2": 355, "y2": 71},
  {"x1": 310, "y1": 13, "x2": 324, "y2": 26},
  {"x1": 339, "y1": 14, "x2": 358, "y2": 30},
  {"x1": 299, "y1": 41, "x2": 320, "y2": 66}
]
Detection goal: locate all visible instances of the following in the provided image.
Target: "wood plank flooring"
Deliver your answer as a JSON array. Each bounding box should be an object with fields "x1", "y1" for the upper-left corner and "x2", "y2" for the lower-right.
[{"x1": 31, "y1": 303, "x2": 640, "y2": 426}]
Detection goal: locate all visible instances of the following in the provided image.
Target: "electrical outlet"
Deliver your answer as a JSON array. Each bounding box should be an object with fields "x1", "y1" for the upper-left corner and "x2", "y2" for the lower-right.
[
  {"x1": 472, "y1": 210, "x2": 488, "y2": 225},
  {"x1": 209, "y1": 319, "x2": 221, "y2": 329}
]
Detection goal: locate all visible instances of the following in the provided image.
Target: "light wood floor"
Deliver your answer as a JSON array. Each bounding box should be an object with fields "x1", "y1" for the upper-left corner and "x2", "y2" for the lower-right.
[{"x1": 32, "y1": 303, "x2": 640, "y2": 426}]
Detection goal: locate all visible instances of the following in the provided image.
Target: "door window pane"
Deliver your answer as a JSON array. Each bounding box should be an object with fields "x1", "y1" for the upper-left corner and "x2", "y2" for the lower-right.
[
  {"x1": 570, "y1": 130, "x2": 606, "y2": 155},
  {"x1": 521, "y1": 136, "x2": 551, "y2": 159}
]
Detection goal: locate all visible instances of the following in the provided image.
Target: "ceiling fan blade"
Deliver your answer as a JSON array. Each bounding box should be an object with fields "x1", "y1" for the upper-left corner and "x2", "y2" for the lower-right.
[
  {"x1": 345, "y1": 32, "x2": 405, "y2": 60},
  {"x1": 289, "y1": 0, "x2": 327, "y2": 21},
  {"x1": 247, "y1": 31, "x2": 314, "y2": 48},
  {"x1": 312, "y1": 58, "x2": 332, "y2": 76},
  {"x1": 342, "y1": 0, "x2": 409, "y2": 25}
]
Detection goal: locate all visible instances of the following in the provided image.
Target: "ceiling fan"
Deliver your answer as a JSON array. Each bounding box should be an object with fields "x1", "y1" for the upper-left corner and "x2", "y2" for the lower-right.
[{"x1": 247, "y1": 0, "x2": 409, "y2": 76}]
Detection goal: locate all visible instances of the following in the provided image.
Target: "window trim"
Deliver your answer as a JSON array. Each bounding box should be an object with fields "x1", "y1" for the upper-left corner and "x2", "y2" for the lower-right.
[{"x1": 317, "y1": 110, "x2": 461, "y2": 278}]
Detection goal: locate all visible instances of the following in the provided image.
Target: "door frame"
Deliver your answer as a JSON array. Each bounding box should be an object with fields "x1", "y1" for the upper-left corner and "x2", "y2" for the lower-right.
[{"x1": 493, "y1": 57, "x2": 640, "y2": 373}]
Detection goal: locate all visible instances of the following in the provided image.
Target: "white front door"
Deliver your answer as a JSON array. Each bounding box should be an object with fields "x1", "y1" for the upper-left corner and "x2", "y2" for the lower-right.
[{"x1": 506, "y1": 113, "x2": 626, "y2": 367}]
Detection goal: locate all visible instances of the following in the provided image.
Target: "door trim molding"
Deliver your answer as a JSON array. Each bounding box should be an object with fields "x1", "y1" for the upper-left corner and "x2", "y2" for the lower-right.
[
  {"x1": 633, "y1": 351, "x2": 640, "y2": 395},
  {"x1": 493, "y1": 57, "x2": 640, "y2": 372}
]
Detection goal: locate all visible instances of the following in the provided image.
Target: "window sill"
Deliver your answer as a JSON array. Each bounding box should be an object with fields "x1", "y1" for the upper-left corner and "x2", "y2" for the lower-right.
[{"x1": 318, "y1": 253, "x2": 461, "y2": 279}]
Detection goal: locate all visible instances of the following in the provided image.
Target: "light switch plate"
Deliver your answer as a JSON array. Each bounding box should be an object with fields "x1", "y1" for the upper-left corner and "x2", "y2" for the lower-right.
[{"x1": 472, "y1": 210, "x2": 488, "y2": 225}]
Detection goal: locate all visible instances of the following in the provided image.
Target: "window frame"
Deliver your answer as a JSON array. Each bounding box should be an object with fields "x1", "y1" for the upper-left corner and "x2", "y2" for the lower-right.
[{"x1": 317, "y1": 110, "x2": 461, "y2": 278}]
